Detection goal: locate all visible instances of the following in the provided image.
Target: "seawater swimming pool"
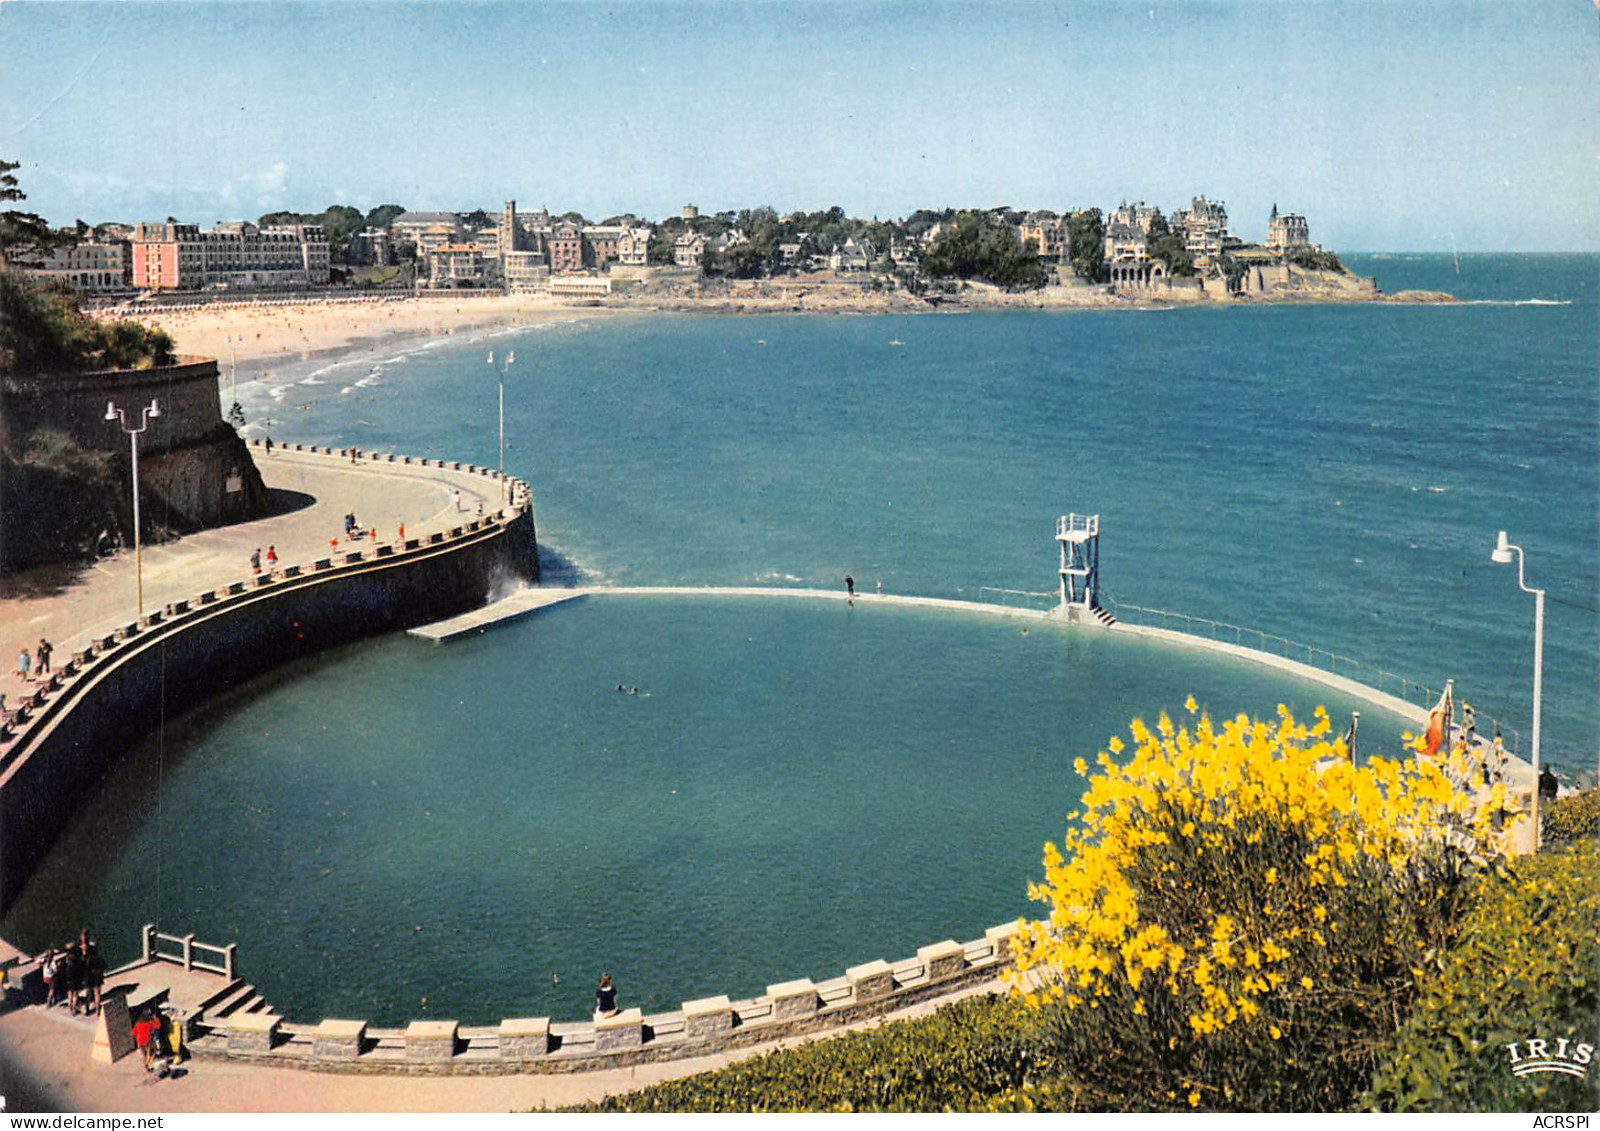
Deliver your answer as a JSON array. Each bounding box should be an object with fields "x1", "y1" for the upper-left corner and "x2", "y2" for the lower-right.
[{"x1": 2, "y1": 594, "x2": 1417, "y2": 1026}]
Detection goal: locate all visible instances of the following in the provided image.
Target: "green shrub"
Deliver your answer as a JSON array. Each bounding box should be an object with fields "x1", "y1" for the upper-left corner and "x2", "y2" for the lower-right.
[
  {"x1": 1364, "y1": 839, "x2": 1599, "y2": 1112},
  {"x1": 1544, "y1": 789, "x2": 1600, "y2": 846},
  {"x1": 568, "y1": 995, "x2": 1054, "y2": 1112}
]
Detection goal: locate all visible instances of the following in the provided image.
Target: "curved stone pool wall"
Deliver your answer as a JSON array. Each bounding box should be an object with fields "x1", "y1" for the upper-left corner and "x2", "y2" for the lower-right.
[
  {"x1": 197, "y1": 924, "x2": 1022, "y2": 1073},
  {"x1": 0, "y1": 445, "x2": 538, "y2": 913}
]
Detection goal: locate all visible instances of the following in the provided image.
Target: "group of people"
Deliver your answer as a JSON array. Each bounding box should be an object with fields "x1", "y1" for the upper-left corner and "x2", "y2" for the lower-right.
[
  {"x1": 13, "y1": 637, "x2": 53, "y2": 684},
  {"x1": 39, "y1": 930, "x2": 106, "y2": 1016},
  {"x1": 132, "y1": 1005, "x2": 182, "y2": 1076},
  {"x1": 249, "y1": 546, "x2": 279, "y2": 575}
]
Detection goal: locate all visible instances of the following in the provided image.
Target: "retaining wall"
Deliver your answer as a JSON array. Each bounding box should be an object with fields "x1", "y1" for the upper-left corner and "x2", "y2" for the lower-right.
[
  {"x1": 192, "y1": 925, "x2": 1021, "y2": 1074},
  {"x1": 0, "y1": 453, "x2": 538, "y2": 913}
]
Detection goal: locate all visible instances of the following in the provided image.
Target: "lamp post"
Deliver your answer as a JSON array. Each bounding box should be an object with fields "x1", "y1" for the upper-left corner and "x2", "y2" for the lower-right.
[
  {"x1": 106, "y1": 398, "x2": 161, "y2": 618},
  {"x1": 1490, "y1": 530, "x2": 1544, "y2": 847},
  {"x1": 487, "y1": 349, "x2": 515, "y2": 506}
]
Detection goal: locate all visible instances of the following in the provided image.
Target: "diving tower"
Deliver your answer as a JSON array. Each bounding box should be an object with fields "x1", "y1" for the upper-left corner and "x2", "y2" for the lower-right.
[{"x1": 1058, "y1": 513, "x2": 1114, "y2": 625}]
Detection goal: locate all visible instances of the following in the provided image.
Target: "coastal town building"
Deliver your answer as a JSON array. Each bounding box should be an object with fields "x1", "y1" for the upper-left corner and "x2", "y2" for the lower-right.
[
  {"x1": 1019, "y1": 213, "x2": 1065, "y2": 258},
  {"x1": 549, "y1": 275, "x2": 613, "y2": 299},
  {"x1": 415, "y1": 223, "x2": 460, "y2": 256},
  {"x1": 347, "y1": 228, "x2": 393, "y2": 267},
  {"x1": 682, "y1": 204, "x2": 699, "y2": 220},
  {"x1": 7, "y1": 241, "x2": 129, "y2": 293},
  {"x1": 829, "y1": 236, "x2": 875, "y2": 272},
  {"x1": 1170, "y1": 197, "x2": 1230, "y2": 266},
  {"x1": 581, "y1": 225, "x2": 626, "y2": 266},
  {"x1": 1108, "y1": 201, "x2": 1162, "y2": 234},
  {"x1": 391, "y1": 211, "x2": 462, "y2": 250},
  {"x1": 547, "y1": 221, "x2": 584, "y2": 274},
  {"x1": 469, "y1": 226, "x2": 501, "y2": 259},
  {"x1": 129, "y1": 220, "x2": 329, "y2": 291},
  {"x1": 617, "y1": 227, "x2": 653, "y2": 267},
  {"x1": 674, "y1": 232, "x2": 705, "y2": 269},
  {"x1": 425, "y1": 243, "x2": 487, "y2": 286},
  {"x1": 1103, "y1": 221, "x2": 1150, "y2": 264},
  {"x1": 503, "y1": 249, "x2": 550, "y2": 292},
  {"x1": 498, "y1": 201, "x2": 524, "y2": 258},
  {"x1": 1106, "y1": 257, "x2": 1169, "y2": 291},
  {"x1": 889, "y1": 238, "x2": 920, "y2": 269},
  {"x1": 778, "y1": 242, "x2": 804, "y2": 268},
  {"x1": 1266, "y1": 205, "x2": 1312, "y2": 254}
]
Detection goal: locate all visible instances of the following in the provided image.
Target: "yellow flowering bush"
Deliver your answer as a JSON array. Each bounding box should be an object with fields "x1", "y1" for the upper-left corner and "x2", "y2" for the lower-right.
[{"x1": 1010, "y1": 700, "x2": 1514, "y2": 1111}]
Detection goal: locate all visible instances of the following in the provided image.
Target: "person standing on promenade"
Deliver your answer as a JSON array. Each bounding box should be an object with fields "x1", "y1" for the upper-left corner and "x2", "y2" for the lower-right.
[
  {"x1": 264, "y1": 435, "x2": 273, "y2": 455},
  {"x1": 452, "y1": 489, "x2": 462, "y2": 513},
  {"x1": 398, "y1": 523, "x2": 405, "y2": 542},
  {"x1": 34, "y1": 638, "x2": 51, "y2": 677},
  {"x1": 595, "y1": 973, "x2": 619, "y2": 1017},
  {"x1": 845, "y1": 575, "x2": 855, "y2": 599},
  {"x1": 266, "y1": 545, "x2": 278, "y2": 572},
  {"x1": 15, "y1": 647, "x2": 31, "y2": 682},
  {"x1": 250, "y1": 548, "x2": 262, "y2": 575},
  {"x1": 80, "y1": 931, "x2": 105, "y2": 1015},
  {"x1": 1539, "y1": 766, "x2": 1559, "y2": 804}
]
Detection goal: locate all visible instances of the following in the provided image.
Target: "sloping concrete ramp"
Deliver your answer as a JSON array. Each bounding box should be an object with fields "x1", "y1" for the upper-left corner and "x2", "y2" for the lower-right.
[{"x1": 407, "y1": 589, "x2": 587, "y2": 640}]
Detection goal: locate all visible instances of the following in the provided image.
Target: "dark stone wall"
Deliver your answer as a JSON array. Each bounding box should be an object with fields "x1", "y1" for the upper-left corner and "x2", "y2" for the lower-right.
[
  {"x1": 0, "y1": 512, "x2": 537, "y2": 913},
  {"x1": 1, "y1": 357, "x2": 271, "y2": 571}
]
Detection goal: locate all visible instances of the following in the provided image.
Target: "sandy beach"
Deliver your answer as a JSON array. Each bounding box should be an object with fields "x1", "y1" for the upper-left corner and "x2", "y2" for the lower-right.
[
  {"x1": 115, "y1": 294, "x2": 615, "y2": 368},
  {"x1": 102, "y1": 265, "x2": 1417, "y2": 370}
]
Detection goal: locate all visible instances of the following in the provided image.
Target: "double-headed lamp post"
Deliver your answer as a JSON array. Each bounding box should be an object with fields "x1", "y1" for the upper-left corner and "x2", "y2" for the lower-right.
[
  {"x1": 106, "y1": 398, "x2": 160, "y2": 618},
  {"x1": 1490, "y1": 530, "x2": 1544, "y2": 845},
  {"x1": 487, "y1": 349, "x2": 515, "y2": 506}
]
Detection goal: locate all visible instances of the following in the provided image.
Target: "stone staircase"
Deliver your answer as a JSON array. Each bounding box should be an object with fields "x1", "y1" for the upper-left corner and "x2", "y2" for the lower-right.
[{"x1": 193, "y1": 978, "x2": 276, "y2": 1032}]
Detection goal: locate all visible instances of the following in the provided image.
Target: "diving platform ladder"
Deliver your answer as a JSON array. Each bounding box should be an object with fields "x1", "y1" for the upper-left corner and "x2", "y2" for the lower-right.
[{"x1": 1058, "y1": 514, "x2": 1115, "y2": 625}]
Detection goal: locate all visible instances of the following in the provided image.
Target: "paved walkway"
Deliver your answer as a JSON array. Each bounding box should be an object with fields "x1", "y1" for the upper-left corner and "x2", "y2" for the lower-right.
[
  {"x1": 0, "y1": 977, "x2": 1002, "y2": 1113},
  {"x1": 0, "y1": 448, "x2": 505, "y2": 716}
]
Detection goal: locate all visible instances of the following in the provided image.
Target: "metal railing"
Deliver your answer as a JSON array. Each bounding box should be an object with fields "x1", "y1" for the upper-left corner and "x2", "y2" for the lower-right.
[
  {"x1": 977, "y1": 586, "x2": 1057, "y2": 611},
  {"x1": 1105, "y1": 597, "x2": 1522, "y2": 754}
]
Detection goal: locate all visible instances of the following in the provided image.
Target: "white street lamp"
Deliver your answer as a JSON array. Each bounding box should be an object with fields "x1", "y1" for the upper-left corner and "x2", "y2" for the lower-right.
[
  {"x1": 1490, "y1": 530, "x2": 1545, "y2": 847},
  {"x1": 487, "y1": 349, "x2": 515, "y2": 506},
  {"x1": 106, "y1": 398, "x2": 161, "y2": 618}
]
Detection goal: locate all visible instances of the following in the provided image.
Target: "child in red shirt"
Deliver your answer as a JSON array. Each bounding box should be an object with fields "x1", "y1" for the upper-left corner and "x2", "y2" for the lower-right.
[{"x1": 133, "y1": 1011, "x2": 161, "y2": 1072}]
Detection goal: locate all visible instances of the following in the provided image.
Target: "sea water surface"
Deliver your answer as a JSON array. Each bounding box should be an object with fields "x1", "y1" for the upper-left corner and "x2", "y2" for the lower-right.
[{"x1": 5, "y1": 253, "x2": 1594, "y2": 1024}]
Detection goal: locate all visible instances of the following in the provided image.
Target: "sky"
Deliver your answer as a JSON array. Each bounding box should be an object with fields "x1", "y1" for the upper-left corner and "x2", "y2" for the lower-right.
[{"x1": 1, "y1": 0, "x2": 1596, "y2": 251}]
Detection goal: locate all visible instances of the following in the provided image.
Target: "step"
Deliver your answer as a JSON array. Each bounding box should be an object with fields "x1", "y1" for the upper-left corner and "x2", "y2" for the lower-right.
[
  {"x1": 208, "y1": 984, "x2": 260, "y2": 1020},
  {"x1": 194, "y1": 978, "x2": 247, "y2": 1015}
]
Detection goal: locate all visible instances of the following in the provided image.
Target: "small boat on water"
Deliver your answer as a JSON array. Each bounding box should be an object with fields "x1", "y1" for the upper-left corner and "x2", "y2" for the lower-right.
[{"x1": 888, "y1": 339, "x2": 905, "y2": 346}]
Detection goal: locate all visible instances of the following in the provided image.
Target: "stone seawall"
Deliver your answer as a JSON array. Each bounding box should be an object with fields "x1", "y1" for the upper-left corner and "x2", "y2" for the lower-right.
[{"x1": 0, "y1": 473, "x2": 537, "y2": 913}]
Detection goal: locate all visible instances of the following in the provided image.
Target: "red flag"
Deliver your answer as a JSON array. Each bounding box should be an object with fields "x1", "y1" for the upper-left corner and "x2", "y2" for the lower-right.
[{"x1": 1422, "y1": 686, "x2": 1452, "y2": 756}]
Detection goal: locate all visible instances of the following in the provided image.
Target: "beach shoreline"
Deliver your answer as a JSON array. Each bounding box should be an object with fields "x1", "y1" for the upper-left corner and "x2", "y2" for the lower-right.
[{"x1": 104, "y1": 269, "x2": 1449, "y2": 370}]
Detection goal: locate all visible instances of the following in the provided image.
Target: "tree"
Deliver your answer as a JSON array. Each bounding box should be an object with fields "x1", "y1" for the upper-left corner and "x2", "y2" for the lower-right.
[
  {"x1": 648, "y1": 229, "x2": 677, "y2": 265},
  {"x1": 459, "y1": 208, "x2": 492, "y2": 230},
  {"x1": 365, "y1": 203, "x2": 408, "y2": 230},
  {"x1": 1067, "y1": 208, "x2": 1104, "y2": 282},
  {"x1": 920, "y1": 210, "x2": 1045, "y2": 290},
  {"x1": 1149, "y1": 233, "x2": 1194, "y2": 276},
  {"x1": 319, "y1": 204, "x2": 365, "y2": 263},
  {"x1": 0, "y1": 157, "x2": 70, "y2": 265}
]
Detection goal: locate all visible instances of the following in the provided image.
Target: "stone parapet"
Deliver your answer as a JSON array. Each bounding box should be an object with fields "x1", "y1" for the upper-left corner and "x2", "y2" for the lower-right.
[
  {"x1": 683, "y1": 995, "x2": 733, "y2": 1041},
  {"x1": 498, "y1": 1017, "x2": 550, "y2": 1060},
  {"x1": 227, "y1": 1012, "x2": 282, "y2": 1053},
  {"x1": 593, "y1": 1008, "x2": 643, "y2": 1052},
  {"x1": 767, "y1": 977, "x2": 820, "y2": 1021},
  {"x1": 312, "y1": 1019, "x2": 366, "y2": 1059},
  {"x1": 405, "y1": 1020, "x2": 458, "y2": 1061}
]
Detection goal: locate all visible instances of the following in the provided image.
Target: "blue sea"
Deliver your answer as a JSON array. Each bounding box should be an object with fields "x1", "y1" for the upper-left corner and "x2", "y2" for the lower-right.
[{"x1": 5, "y1": 253, "x2": 1594, "y2": 1026}]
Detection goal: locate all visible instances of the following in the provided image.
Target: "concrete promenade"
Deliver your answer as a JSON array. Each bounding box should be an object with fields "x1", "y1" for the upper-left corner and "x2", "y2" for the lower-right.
[
  {"x1": 0, "y1": 446, "x2": 505, "y2": 715},
  {"x1": 0, "y1": 975, "x2": 1002, "y2": 1113}
]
